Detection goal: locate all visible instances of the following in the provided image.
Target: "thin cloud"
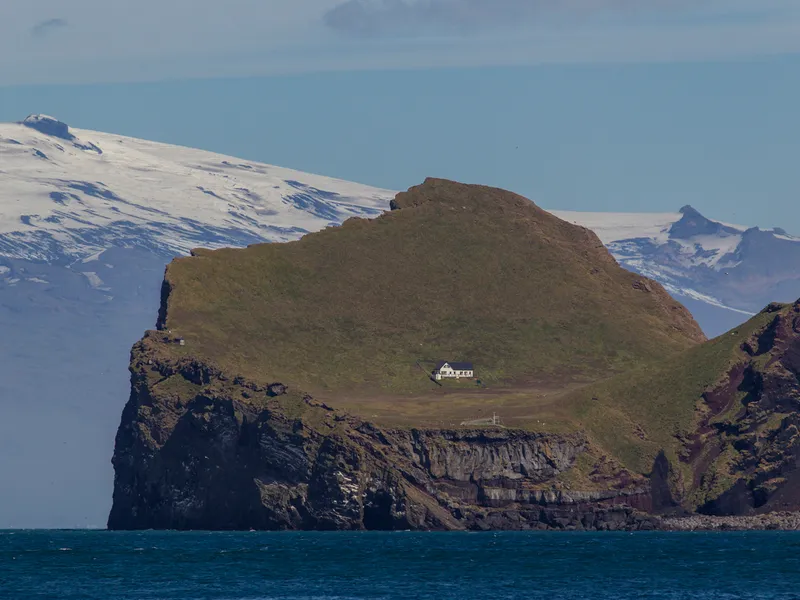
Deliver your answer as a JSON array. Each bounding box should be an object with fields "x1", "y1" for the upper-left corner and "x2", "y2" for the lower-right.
[
  {"x1": 31, "y1": 18, "x2": 68, "y2": 38},
  {"x1": 323, "y1": 0, "x2": 704, "y2": 36},
  {"x1": 1, "y1": 0, "x2": 800, "y2": 85}
]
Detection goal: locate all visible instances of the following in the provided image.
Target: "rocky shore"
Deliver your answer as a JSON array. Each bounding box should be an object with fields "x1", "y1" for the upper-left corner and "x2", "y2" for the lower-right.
[{"x1": 660, "y1": 513, "x2": 800, "y2": 531}]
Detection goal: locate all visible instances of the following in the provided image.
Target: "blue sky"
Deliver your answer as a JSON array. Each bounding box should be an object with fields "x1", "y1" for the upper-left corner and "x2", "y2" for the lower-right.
[
  {"x1": 4, "y1": 0, "x2": 800, "y2": 84},
  {"x1": 1, "y1": 0, "x2": 799, "y2": 230}
]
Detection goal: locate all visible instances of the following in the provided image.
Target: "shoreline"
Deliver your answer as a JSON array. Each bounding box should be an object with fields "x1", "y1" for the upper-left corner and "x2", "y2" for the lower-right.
[
  {"x1": 658, "y1": 512, "x2": 800, "y2": 531},
  {"x1": 9, "y1": 516, "x2": 800, "y2": 533}
]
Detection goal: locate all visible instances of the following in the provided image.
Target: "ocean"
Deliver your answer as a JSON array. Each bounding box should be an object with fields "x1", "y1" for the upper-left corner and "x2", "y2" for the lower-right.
[{"x1": 3, "y1": 530, "x2": 800, "y2": 599}]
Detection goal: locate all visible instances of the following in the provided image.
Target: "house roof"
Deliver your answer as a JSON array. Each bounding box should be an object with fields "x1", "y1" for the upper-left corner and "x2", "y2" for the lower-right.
[{"x1": 435, "y1": 361, "x2": 474, "y2": 371}]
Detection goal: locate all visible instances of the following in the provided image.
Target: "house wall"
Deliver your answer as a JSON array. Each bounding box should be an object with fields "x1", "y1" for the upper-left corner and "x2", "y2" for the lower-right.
[{"x1": 434, "y1": 365, "x2": 474, "y2": 380}]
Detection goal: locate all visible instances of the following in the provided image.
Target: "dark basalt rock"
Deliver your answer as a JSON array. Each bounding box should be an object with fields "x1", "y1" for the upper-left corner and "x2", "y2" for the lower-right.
[
  {"x1": 650, "y1": 451, "x2": 679, "y2": 514},
  {"x1": 267, "y1": 383, "x2": 288, "y2": 397}
]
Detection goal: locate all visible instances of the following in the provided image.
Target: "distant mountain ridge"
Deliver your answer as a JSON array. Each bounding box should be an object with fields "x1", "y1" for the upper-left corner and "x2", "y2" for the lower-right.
[
  {"x1": 0, "y1": 115, "x2": 390, "y2": 263},
  {"x1": 552, "y1": 206, "x2": 800, "y2": 335}
]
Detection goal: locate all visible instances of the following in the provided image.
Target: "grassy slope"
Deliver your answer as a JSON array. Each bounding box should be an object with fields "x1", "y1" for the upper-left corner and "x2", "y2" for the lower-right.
[
  {"x1": 159, "y1": 178, "x2": 704, "y2": 403},
  {"x1": 560, "y1": 310, "x2": 776, "y2": 476}
]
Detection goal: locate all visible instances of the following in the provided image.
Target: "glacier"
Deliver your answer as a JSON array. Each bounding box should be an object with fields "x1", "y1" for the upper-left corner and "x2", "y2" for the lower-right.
[{"x1": 1, "y1": 115, "x2": 390, "y2": 262}]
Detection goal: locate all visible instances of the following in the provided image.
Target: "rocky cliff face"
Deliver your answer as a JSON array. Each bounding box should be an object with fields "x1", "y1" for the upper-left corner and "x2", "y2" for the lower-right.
[
  {"x1": 108, "y1": 332, "x2": 658, "y2": 531},
  {"x1": 680, "y1": 301, "x2": 800, "y2": 516}
]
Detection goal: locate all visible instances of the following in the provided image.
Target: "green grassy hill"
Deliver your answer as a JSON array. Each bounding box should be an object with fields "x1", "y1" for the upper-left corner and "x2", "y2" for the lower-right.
[
  {"x1": 157, "y1": 178, "x2": 704, "y2": 398},
  {"x1": 560, "y1": 302, "x2": 800, "y2": 511},
  {"x1": 561, "y1": 310, "x2": 775, "y2": 474}
]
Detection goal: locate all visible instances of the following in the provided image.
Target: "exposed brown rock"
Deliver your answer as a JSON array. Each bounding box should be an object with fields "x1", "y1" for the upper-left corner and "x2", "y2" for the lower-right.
[{"x1": 682, "y1": 302, "x2": 800, "y2": 517}]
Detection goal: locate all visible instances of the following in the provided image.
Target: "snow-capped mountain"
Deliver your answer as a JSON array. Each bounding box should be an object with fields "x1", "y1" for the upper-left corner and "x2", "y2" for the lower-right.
[
  {"x1": 552, "y1": 206, "x2": 800, "y2": 335},
  {"x1": 1, "y1": 114, "x2": 390, "y2": 263},
  {"x1": 0, "y1": 116, "x2": 393, "y2": 529}
]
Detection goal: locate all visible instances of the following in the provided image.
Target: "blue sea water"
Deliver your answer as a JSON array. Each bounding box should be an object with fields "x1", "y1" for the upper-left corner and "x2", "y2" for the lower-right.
[{"x1": 3, "y1": 531, "x2": 800, "y2": 599}]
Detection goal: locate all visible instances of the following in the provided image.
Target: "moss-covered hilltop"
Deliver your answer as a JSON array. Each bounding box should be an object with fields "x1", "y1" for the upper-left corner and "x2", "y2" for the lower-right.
[
  {"x1": 152, "y1": 177, "x2": 703, "y2": 395},
  {"x1": 109, "y1": 179, "x2": 800, "y2": 530}
]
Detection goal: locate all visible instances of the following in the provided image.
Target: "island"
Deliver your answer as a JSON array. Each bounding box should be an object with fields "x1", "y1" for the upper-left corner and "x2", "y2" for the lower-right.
[{"x1": 108, "y1": 178, "x2": 800, "y2": 530}]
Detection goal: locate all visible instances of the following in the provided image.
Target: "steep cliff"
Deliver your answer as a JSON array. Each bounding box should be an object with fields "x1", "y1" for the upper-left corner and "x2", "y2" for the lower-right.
[
  {"x1": 109, "y1": 332, "x2": 658, "y2": 531},
  {"x1": 688, "y1": 301, "x2": 800, "y2": 515}
]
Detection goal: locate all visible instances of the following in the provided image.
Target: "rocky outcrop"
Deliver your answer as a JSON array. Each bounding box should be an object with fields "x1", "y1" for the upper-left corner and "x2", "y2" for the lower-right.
[
  {"x1": 108, "y1": 333, "x2": 656, "y2": 531},
  {"x1": 22, "y1": 114, "x2": 74, "y2": 140},
  {"x1": 679, "y1": 301, "x2": 800, "y2": 516}
]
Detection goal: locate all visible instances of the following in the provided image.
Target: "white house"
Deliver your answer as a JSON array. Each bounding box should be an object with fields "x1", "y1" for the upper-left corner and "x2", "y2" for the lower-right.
[{"x1": 433, "y1": 361, "x2": 474, "y2": 381}]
